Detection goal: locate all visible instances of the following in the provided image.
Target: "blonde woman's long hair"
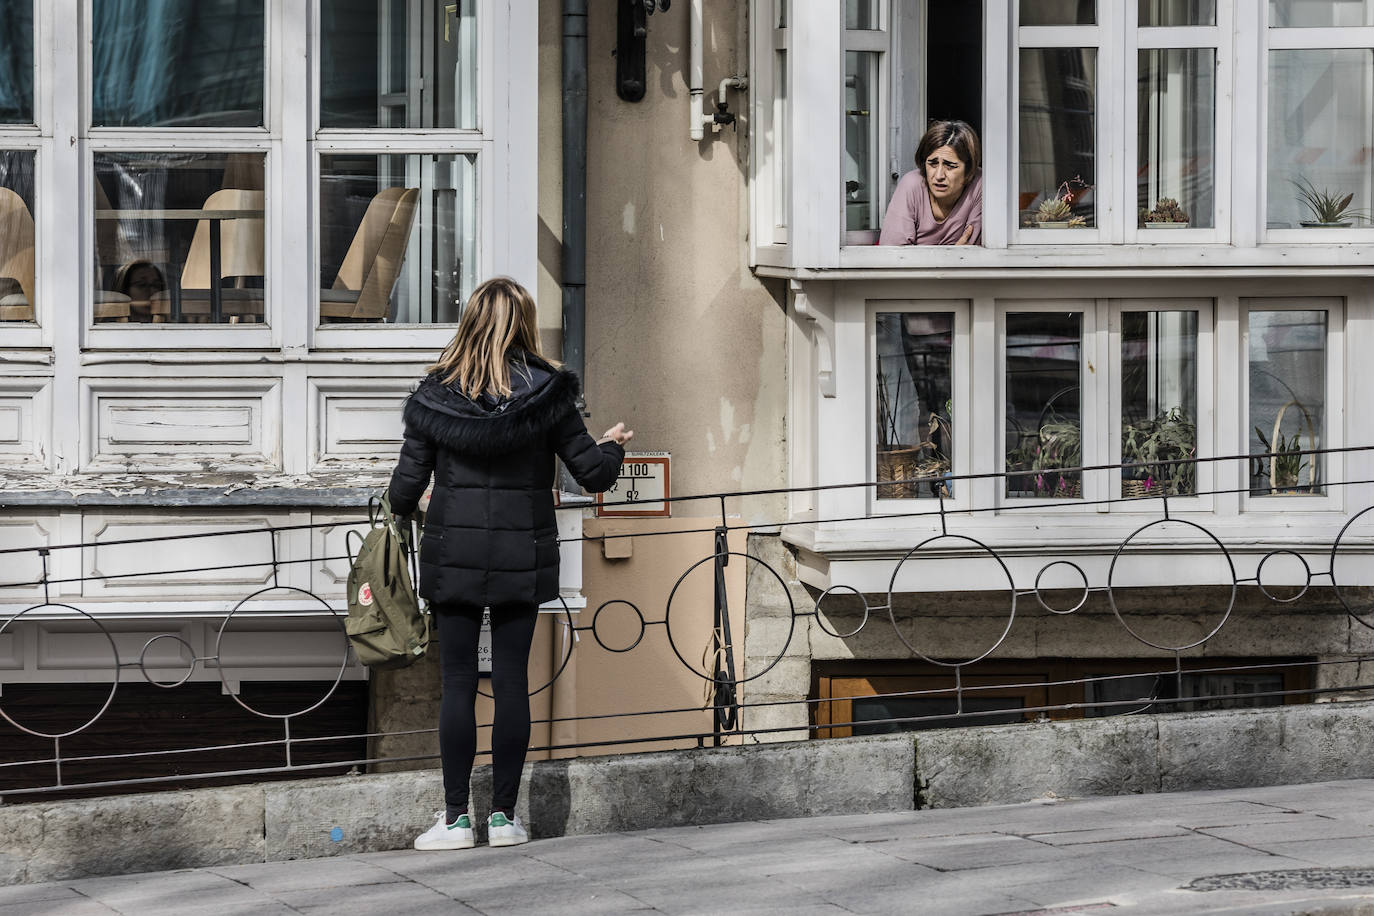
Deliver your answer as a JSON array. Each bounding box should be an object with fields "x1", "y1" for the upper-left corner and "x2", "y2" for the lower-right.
[{"x1": 429, "y1": 277, "x2": 545, "y2": 399}]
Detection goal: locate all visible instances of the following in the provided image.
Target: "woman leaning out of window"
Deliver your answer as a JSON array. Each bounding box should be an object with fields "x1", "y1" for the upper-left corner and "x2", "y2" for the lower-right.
[{"x1": 879, "y1": 120, "x2": 983, "y2": 247}]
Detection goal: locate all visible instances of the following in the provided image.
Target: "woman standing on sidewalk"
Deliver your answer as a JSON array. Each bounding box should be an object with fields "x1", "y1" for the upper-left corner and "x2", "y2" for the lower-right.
[{"x1": 388, "y1": 276, "x2": 631, "y2": 850}]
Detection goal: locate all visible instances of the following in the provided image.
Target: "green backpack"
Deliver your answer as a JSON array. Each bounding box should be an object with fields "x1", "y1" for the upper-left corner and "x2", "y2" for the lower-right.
[{"x1": 345, "y1": 494, "x2": 430, "y2": 669}]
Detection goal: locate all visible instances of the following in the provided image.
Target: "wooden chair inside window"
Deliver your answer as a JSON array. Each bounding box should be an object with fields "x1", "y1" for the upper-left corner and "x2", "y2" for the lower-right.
[
  {"x1": 320, "y1": 186, "x2": 420, "y2": 323},
  {"x1": 0, "y1": 187, "x2": 35, "y2": 323},
  {"x1": 150, "y1": 188, "x2": 265, "y2": 323}
]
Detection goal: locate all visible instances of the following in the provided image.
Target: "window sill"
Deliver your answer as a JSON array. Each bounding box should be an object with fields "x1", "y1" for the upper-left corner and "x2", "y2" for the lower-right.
[{"x1": 753, "y1": 242, "x2": 1374, "y2": 278}]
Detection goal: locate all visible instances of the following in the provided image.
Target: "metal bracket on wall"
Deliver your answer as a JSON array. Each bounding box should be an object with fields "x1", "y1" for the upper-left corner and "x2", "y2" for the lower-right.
[{"x1": 615, "y1": 0, "x2": 671, "y2": 102}]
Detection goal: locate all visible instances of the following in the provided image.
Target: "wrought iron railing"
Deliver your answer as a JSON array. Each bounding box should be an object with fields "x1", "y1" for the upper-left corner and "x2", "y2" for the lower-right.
[{"x1": 3, "y1": 445, "x2": 1374, "y2": 799}]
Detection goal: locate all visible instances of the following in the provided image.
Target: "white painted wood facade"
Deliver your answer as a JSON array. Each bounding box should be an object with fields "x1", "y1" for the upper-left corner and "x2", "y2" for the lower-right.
[
  {"x1": 752, "y1": 1, "x2": 1374, "y2": 593},
  {"x1": 0, "y1": 0, "x2": 542, "y2": 685}
]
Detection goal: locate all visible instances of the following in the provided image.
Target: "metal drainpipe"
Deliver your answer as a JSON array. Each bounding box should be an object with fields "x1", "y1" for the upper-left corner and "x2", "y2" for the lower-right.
[{"x1": 562, "y1": 0, "x2": 588, "y2": 406}]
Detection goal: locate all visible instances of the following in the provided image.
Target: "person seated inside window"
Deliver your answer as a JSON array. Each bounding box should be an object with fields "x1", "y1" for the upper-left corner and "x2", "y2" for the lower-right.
[
  {"x1": 113, "y1": 259, "x2": 166, "y2": 322},
  {"x1": 879, "y1": 120, "x2": 983, "y2": 247}
]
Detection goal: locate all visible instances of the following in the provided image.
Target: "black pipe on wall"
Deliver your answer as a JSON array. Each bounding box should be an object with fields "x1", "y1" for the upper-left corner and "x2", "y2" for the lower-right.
[{"x1": 562, "y1": 0, "x2": 588, "y2": 407}]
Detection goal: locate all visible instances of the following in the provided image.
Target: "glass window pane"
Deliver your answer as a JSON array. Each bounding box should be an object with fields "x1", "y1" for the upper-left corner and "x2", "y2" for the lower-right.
[
  {"x1": 846, "y1": 0, "x2": 879, "y2": 29},
  {"x1": 321, "y1": 0, "x2": 478, "y2": 129},
  {"x1": 777, "y1": 0, "x2": 787, "y2": 28},
  {"x1": 845, "y1": 51, "x2": 881, "y2": 235},
  {"x1": 92, "y1": 0, "x2": 264, "y2": 128},
  {"x1": 1019, "y1": 49, "x2": 1097, "y2": 229},
  {"x1": 1140, "y1": 0, "x2": 1216, "y2": 26},
  {"x1": 1006, "y1": 312, "x2": 1082, "y2": 498},
  {"x1": 0, "y1": 151, "x2": 36, "y2": 324},
  {"x1": 1267, "y1": 50, "x2": 1374, "y2": 229},
  {"x1": 1020, "y1": 1, "x2": 1095, "y2": 26},
  {"x1": 1248, "y1": 309, "x2": 1326, "y2": 496},
  {"x1": 0, "y1": 0, "x2": 33, "y2": 124},
  {"x1": 853, "y1": 696, "x2": 1025, "y2": 734},
  {"x1": 774, "y1": 49, "x2": 789, "y2": 234},
  {"x1": 319, "y1": 153, "x2": 475, "y2": 325},
  {"x1": 1270, "y1": 0, "x2": 1374, "y2": 27},
  {"x1": 875, "y1": 313, "x2": 953, "y2": 500},
  {"x1": 1138, "y1": 49, "x2": 1215, "y2": 230},
  {"x1": 93, "y1": 152, "x2": 266, "y2": 325},
  {"x1": 1121, "y1": 311, "x2": 1198, "y2": 497}
]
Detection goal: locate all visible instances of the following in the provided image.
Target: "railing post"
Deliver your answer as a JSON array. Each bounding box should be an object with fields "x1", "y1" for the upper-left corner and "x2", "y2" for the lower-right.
[{"x1": 712, "y1": 526, "x2": 739, "y2": 745}]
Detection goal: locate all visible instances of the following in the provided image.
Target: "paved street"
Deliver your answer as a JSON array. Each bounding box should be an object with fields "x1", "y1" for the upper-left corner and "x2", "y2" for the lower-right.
[{"x1": 6, "y1": 780, "x2": 1374, "y2": 915}]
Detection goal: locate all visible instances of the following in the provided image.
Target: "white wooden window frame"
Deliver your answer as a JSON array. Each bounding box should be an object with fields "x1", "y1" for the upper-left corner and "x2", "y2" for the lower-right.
[
  {"x1": 80, "y1": 0, "x2": 279, "y2": 350},
  {"x1": 996, "y1": 298, "x2": 1100, "y2": 511},
  {"x1": 1238, "y1": 296, "x2": 1346, "y2": 514},
  {"x1": 0, "y1": 0, "x2": 49, "y2": 349},
  {"x1": 1126, "y1": 12, "x2": 1233, "y2": 244},
  {"x1": 1106, "y1": 298, "x2": 1216, "y2": 511},
  {"x1": 1260, "y1": 15, "x2": 1374, "y2": 245},
  {"x1": 1013, "y1": 11, "x2": 1115, "y2": 245},
  {"x1": 308, "y1": 0, "x2": 520, "y2": 349},
  {"x1": 841, "y1": 4, "x2": 889, "y2": 246},
  {"x1": 750, "y1": 0, "x2": 790, "y2": 260},
  {"x1": 868, "y1": 299, "x2": 971, "y2": 516}
]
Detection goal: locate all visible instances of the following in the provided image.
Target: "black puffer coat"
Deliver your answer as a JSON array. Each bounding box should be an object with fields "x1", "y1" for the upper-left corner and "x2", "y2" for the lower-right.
[{"x1": 387, "y1": 354, "x2": 624, "y2": 609}]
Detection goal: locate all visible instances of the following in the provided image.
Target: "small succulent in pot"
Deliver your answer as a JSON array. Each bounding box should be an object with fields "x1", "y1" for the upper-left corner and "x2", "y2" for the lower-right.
[
  {"x1": 1028, "y1": 176, "x2": 1093, "y2": 228},
  {"x1": 1142, "y1": 197, "x2": 1189, "y2": 227}
]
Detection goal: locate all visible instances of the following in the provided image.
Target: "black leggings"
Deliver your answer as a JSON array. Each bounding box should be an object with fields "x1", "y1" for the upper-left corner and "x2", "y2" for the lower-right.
[{"x1": 436, "y1": 601, "x2": 540, "y2": 813}]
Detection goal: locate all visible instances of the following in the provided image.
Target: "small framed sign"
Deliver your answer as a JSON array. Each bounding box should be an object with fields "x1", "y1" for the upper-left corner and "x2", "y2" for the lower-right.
[{"x1": 596, "y1": 452, "x2": 670, "y2": 517}]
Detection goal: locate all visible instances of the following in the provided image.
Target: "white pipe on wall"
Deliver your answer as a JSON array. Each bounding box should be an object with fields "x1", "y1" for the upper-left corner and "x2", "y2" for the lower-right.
[{"x1": 689, "y1": 0, "x2": 705, "y2": 140}]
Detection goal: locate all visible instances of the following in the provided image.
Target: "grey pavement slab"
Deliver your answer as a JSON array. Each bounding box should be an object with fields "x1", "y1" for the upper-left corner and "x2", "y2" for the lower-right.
[{"x1": 7, "y1": 780, "x2": 1374, "y2": 914}]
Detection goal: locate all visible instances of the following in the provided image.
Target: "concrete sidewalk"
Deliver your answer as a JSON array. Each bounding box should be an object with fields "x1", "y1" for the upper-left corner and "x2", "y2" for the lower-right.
[{"x1": 6, "y1": 780, "x2": 1374, "y2": 916}]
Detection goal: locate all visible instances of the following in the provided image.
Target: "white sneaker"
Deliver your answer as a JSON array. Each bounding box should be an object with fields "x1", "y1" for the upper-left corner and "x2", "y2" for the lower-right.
[
  {"x1": 414, "y1": 812, "x2": 475, "y2": 850},
  {"x1": 487, "y1": 811, "x2": 529, "y2": 847}
]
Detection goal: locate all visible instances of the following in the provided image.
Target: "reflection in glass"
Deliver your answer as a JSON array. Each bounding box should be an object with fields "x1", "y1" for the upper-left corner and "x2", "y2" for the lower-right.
[
  {"x1": 1085, "y1": 672, "x2": 1283, "y2": 716},
  {"x1": 1020, "y1": 0, "x2": 1095, "y2": 25},
  {"x1": 1121, "y1": 312, "x2": 1198, "y2": 497},
  {"x1": 1249, "y1": 310, "x2": 1326, "y2": 495},
  {"x1": 1267, "y1": 50, "x2": 1374, "y2": 228},
  {"x1": 92, "y1": 0, "x2": 264, "y2": 127},
  {"x1": 875, "y1": 313, "x2": 953, "y2": 500},
  {"x1": 0, "y1": 0, "x2": 32, "y2": 124},
  {"x1": 845, "y1": 51, "x2": 881, "y2": 233},
  {"x1": 319, "y1": 153, "x2": 475, "y2": 325},
  {"x1": 777, "y1": 0, "x2": 786, "y2": 27},
  {"x1": 1140, "y1": 0, "x2": 1216, "y2": 26},
  {"x1": 321, "y1": 0, "x2": 477, "y2": 129},
  {"x1": 846, "y1": 0, "x2": 879, "y2": 29},
  {"x1": 1270, "y1": 0, "x2": 1374, "y2": 27},
  {"x1": 1019, "y1": 49, "x2": 1097, "y2": 228},
  {"x1": 92, "y1": 152, "x2": 265, "y2": 325},
  {"x1": 853, "y1": 696, "x2": 1025, "y2": 734},
  {"x1": 774, "y1": 50, "x2": 789, "y2": 234},
  {"x1": 1006, "y1": 312, "x2": 1082, "y2": 498},
  {"x1": 1138, "y1": 50, "x2": 1215, "y2": 229},
  {"x1": 0, "y1": 151, "x2": 36, "y2": 323}
]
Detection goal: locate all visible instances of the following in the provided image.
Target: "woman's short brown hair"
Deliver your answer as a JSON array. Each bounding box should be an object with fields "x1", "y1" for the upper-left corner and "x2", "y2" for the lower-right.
[{"x1": 914, "y1": 120, "x2": 981, "y2": 174}]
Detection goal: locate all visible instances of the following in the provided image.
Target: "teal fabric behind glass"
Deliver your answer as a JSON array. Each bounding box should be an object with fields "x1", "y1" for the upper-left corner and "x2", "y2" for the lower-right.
[
  {"x1": 92, "y1": 0, "x2": 264, "y2": 127},
  {"x1": 0, "y1": 0, "x2": 34, "y2": 124}
]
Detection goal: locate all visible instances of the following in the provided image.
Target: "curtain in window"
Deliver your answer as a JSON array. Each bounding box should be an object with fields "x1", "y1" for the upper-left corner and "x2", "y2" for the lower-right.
[
  {"x1": 0, "y1": 0, "x2": 34, "y2": 124},
  {"x1": 92, "y1": 0, "x2": 264, "y2": 127}
]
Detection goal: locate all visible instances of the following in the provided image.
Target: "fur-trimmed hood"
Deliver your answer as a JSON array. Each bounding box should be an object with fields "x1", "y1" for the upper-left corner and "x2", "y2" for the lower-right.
[{"x1": 402, "y1": 354, "x2": 580, "y2": 457}]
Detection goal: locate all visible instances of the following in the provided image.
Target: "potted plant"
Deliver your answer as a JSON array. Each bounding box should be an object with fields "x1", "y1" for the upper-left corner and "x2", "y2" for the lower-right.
[
  {"x1": 1027, "y1": 177, "x2": 1091, "y2": 229},
  {"x1": 1254, "y1": 424, "x2": 1316, "y2": 494},
  {"x1": 1121, "y1": 407, "x2": 1196, "y2": 497},
  {"x1": 875, "y1": 371, "x2": 952, "y2": 499},
  {"x1": 1021, "y1": 413, "x2": 1082, "y2": 497},
  {"x1": 1141, "y1": 197, "x2": 1189, "y2": 229},
  {"x1": 1293, "y1": 177, "x2": 1367, "y2": 228}
]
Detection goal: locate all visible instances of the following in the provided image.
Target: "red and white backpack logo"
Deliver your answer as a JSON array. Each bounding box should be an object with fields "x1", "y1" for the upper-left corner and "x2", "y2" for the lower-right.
[{"x1": 357, "y1": 582, "x2": 374, "y2": 606}]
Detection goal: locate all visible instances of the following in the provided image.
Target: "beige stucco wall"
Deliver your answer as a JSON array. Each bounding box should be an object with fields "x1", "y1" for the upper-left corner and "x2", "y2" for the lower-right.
[{"x1": 537, "y1": 0, "x2": 787, "y2": 508}]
